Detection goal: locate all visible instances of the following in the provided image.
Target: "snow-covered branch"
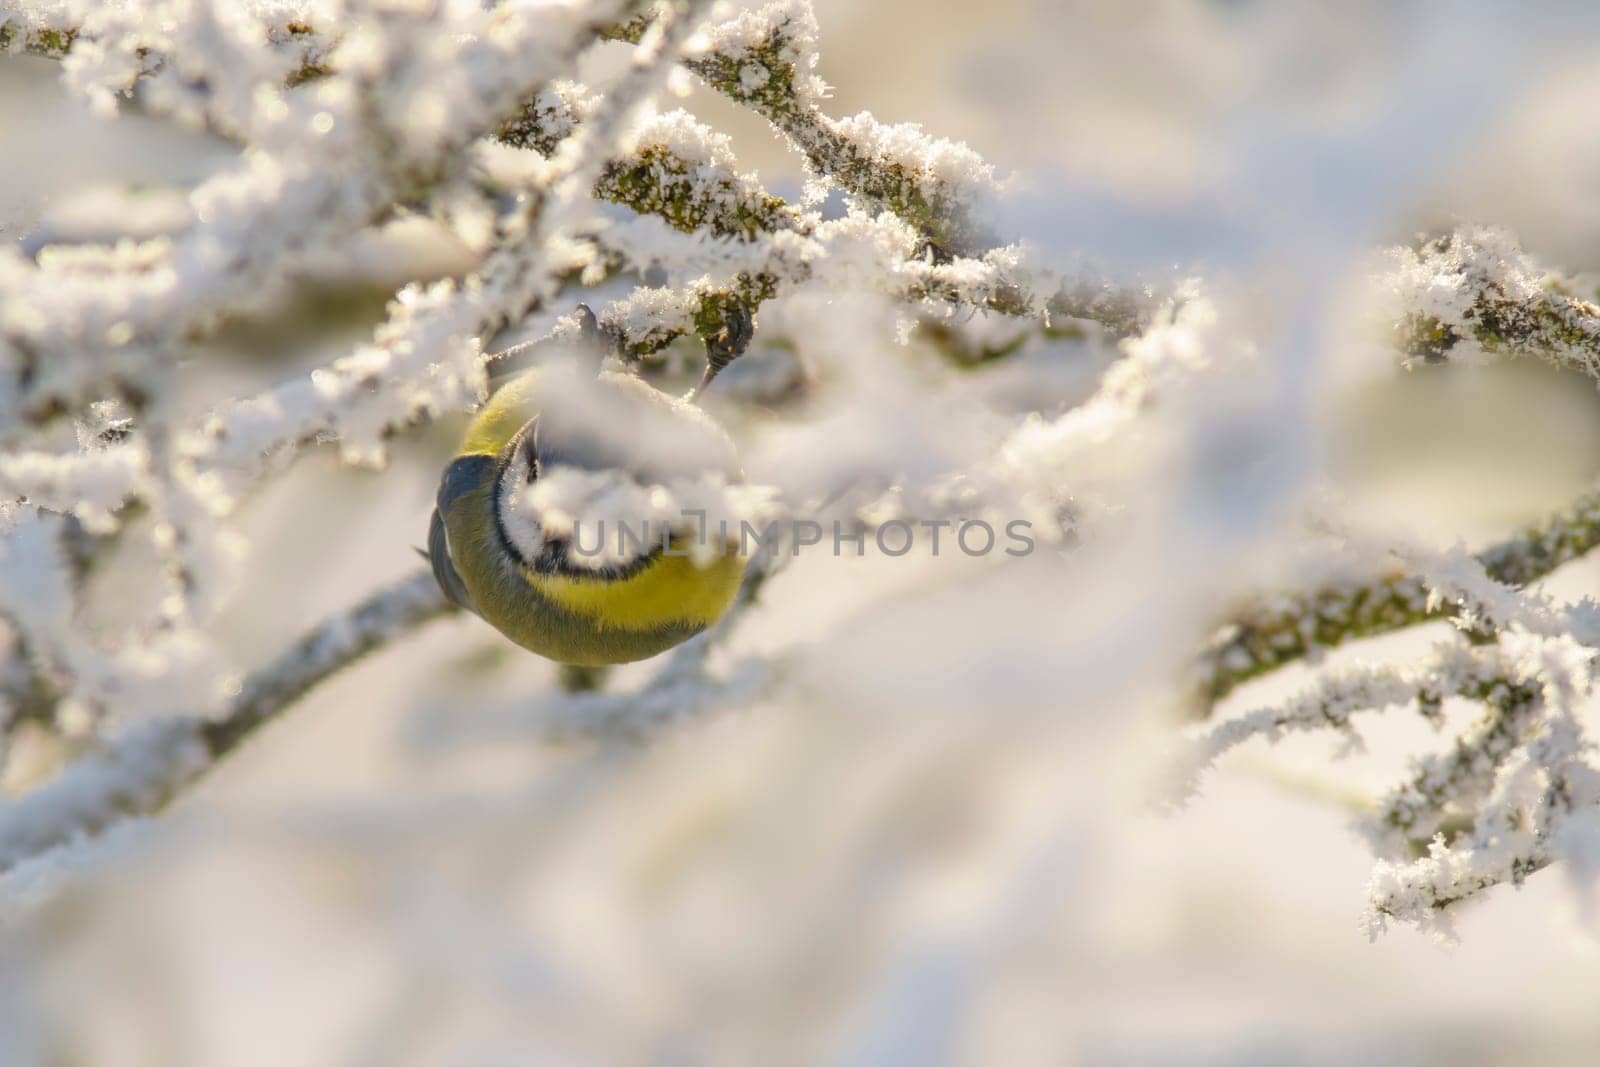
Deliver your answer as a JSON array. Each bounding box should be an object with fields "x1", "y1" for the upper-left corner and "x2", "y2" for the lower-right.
[
  {"x1": 1387, "y1": 226, "x2": 1600, "y2": 382},
  {"x1": 1362, "y1": 635, "x2": 1598, "y2": 940},
  {"x1": 1178, "y1": 641, "x2": 1498, "y2": 801},
  {"x1": 0, "y1": 540, "x2": 792, "y2": 877},
  {"x1": 0, "y1": 569, "x2": 453, "y2": 878},
  {"x1": 0, "y1": 0, "x2": 640, "y2": 435},
  {"x1": 609, "y1": 2, "x2": 1158, "y2": 335},
  {"x1": 1196, "y1": 484, "x2": 1600, "y2": 710}
]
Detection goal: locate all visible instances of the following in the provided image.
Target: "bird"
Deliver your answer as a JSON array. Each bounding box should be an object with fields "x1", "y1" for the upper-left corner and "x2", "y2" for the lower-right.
[{"x1": 426, "y1": 361, "x2": 748, "y2": 666}]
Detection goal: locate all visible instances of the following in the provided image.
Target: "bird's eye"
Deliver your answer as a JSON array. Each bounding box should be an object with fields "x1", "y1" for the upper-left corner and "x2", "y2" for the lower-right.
[{"x1": 520, "y1": 428, "x2": 539, "y2": 483}]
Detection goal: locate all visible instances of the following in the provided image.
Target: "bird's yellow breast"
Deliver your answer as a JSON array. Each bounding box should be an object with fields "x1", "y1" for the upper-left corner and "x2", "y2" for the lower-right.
[{"x1": 526, "y1": 546, "x2": 744, "y2": 632}]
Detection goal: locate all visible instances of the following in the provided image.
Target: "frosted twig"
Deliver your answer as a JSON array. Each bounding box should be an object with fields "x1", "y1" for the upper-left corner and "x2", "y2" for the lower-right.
[
  {"x1": 1388, "y1": 226, "x2": 1600, "y2": 382},
  {"x1": 609, "y1": 3, "x2": 1159, "y2": 335},
  {"x1": 1350, "y1": 632, "x2": 1594, "y2": 936},
  {"x1": 1364, "y1": 833, "x2": 1554, "y2": 941},
  {"x1": 0, "y1": 444, "x2": 145, "y2": 530},
  {"x1": 1363, "y1": 640, "x2": 1596, "y2": 938},
  {"x1": 178, "y1": 0, "x2": 713, "y2": 473},
  {"x1": 0, "y1": 570, "x2": 453, "y2": 878},
  {"x1": 0, "y1": 0, "x2": 640, "y2": 435},
  {"x1": 498, "y1": 90, "x2": 1104, "y2": 360},
  {"x1": 197, "y1": 571, "x2": 451, "y2": 758},
  {"x1": 1196, "y1": 485, "x2": 1600, "y2": 709},
  {"x1": 1367, "y1": 681, "x2": 1543, "y2": 856},
  {"x1": 609, "y1": 1, "x2": 997, "y2": 256},
  {"x1": 1178, "y1": 644, "x2": 1474, "y2": 800},
  {"x1": 505, "y1": 87, "x2": 807, "y2": 243},
  {"x1": 0, "y1": 6, "x2": 72, "y2": 57}
]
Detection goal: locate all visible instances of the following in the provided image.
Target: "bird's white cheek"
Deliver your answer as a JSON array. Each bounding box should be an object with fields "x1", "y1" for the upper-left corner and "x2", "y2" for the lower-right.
[{"x1": 495, "y1": 466, "x2": 548, "y2": 565}]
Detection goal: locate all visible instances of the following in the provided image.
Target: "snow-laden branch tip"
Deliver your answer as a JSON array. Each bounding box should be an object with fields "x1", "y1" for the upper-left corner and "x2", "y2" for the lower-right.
[
  {"x1": 1196, "y1": 484, "x2": 1600, "y2": 710},
  {"x1": 1362, "y1": 634, "x2": 1598, "y2": 942},
  {"x1": 1386, "y1": 225, "x2": 1600, "y2": 383}
]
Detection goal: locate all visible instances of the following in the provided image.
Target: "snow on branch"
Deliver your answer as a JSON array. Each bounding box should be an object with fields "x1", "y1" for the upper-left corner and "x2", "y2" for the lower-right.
[
  {"x1": 504, "y1": 87, "x2": 807, "y2": 243},
  {"x1": 1188, "y1": 507, "x2": 1600, "y2": 933},
  {"x1": 172, "y1": 0, "x2": 714, "y2": 475},
  {"x1": 1366, "y1": 676, "x2": 1545, "y2": 856},
  {"x1": 0, "y1": 542, "x2": 789, "y2": 879},
  {"x1": 1387, "y1": 225, "x2": 1600, "y2": 382},
  {"x1": 1177, "y1": 640, "x2": 1500, "y2": 802},
  {"x1": 607, "y1": 2, "x2": 1159, "y2": 336},
  {"x1": 0, "y1": 570, "x2": 452, "y2": 880},
  {"x1": 1362, "y1": 634, "x2": 1599, "y2": 941},
  {"x1": 12, "y1": 0, "x2": 1157, "y2": 361},
  {"x1": 0, "y1": 0, "x2": 640, "y2": 435},
  {"x1": 1195, "y1": 484, "x2": 1600, "y2": 710},
  {"x1": 0, "y1": 1, "x2": 75, "y2": 58},
  {"x1": 1155, "y1": 257, "x2": 1600, "y2": 942}
]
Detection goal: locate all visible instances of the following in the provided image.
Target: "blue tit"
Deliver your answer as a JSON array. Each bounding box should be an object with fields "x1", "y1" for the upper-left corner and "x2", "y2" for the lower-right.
[{"x1": 427, "y1": 365, "x2": 747, "y2": 666}]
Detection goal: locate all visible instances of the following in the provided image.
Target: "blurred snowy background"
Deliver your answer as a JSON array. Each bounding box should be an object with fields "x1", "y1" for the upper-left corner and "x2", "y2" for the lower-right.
[{"x1": 6, "y1": 1, "x2": 1600, "y2": 1064}]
